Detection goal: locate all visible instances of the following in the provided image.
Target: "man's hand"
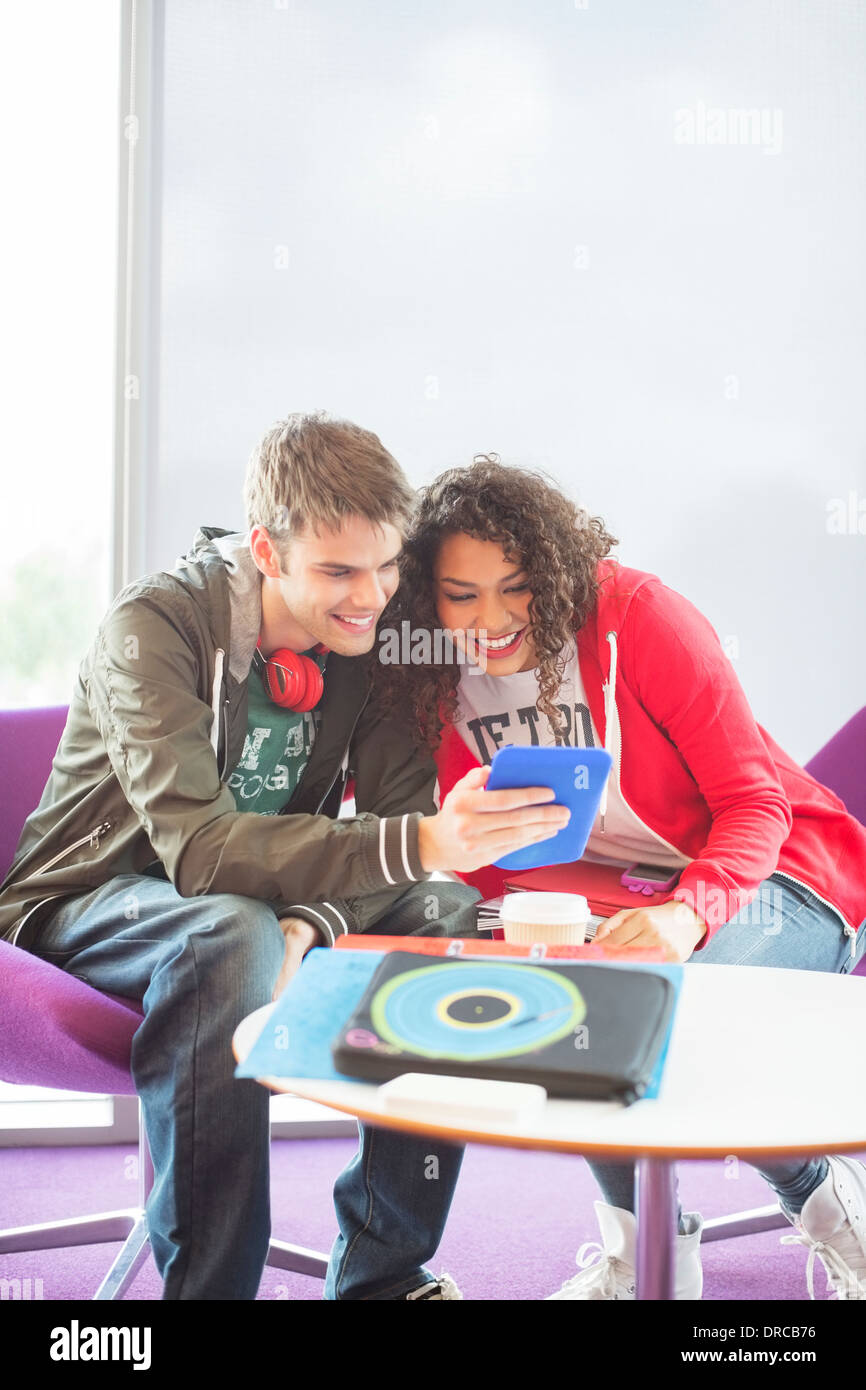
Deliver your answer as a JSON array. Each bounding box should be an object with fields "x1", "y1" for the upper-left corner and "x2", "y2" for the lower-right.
[
  {"x1": 272, "y1": 916, "x2": 323, "y2": 1000},
  {"x1": 594, "y1": 900, "x2": 707, "y2": 962},
  {"x1": 417, "y1": 765, "x2": 571, "y2": 873}
]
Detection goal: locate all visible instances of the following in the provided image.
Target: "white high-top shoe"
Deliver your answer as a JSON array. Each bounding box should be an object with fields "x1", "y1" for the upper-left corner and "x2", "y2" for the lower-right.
[
  {"x1": 403, "y1": 1273, "x2": 463, "y2": 1300},
  {"x1": 546, "y1": 1201, "x2": 704, "y2": 1300},
  {"x1": 780, "y1": 1156, "x2": 866, "y2": 1300}
]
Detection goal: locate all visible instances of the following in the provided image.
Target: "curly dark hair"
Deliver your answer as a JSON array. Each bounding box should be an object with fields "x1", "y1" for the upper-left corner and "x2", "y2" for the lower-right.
[{"x1": 372, "y1": 455, "x2": 618, "y2": 752}]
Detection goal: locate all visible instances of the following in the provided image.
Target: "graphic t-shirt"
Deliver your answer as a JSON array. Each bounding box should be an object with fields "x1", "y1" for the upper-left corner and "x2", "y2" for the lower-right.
[
  {"x1": 453, "y1": 637, "x2": 594, "y2": 760},
  {"x1": 226, "y1": 648, "x2": 327, "y2": 815},
  {"x1": 451, "y1": 637, "x2": 690, "y2": 870}
]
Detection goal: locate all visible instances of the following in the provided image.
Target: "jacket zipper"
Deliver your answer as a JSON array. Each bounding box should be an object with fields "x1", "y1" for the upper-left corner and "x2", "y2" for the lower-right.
[
  {"x1": 313, "y1": 700, "x2": 366, "y2": 814},
  {"x1": 769, "y1": 868, "x2": 858, "y2": 959},
  {"x1": 9, "y1": 820, "x2": 114, "y2": 946},
  {"x1": 34, "y1": 821, "x2": 113, "y2": 876},
  {"x1": 316, "y1": 745, "x2": 351, "y2": 814}
]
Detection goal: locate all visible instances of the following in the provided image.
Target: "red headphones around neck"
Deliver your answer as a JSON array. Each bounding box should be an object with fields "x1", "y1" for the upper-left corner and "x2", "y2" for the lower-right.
[{"x1": 255, "y1": 640, "x2": 329, "y2": 712}]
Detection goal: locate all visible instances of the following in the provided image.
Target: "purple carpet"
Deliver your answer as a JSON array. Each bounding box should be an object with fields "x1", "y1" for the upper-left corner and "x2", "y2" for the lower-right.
[
  {"x1": 3, "y1": 1139, "x2": 862, "y2": 1300},
  {"x1": 1, "y1": 1139, "x2": 861, "y2": 1301}
]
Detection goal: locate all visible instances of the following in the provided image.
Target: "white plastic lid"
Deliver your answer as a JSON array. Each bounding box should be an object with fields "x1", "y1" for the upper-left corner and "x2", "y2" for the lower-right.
[{"x1": 499, "y1": 892, "x2": 590, "y2": 926}]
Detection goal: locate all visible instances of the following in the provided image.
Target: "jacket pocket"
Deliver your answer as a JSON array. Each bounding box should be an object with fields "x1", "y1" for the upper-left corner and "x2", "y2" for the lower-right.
[
  {"x1": 8, "y1": 821, "x2": 115, "y2": 949},
  {"x1": 32, "y1": 820, "x2": 114, "y2": 877}
]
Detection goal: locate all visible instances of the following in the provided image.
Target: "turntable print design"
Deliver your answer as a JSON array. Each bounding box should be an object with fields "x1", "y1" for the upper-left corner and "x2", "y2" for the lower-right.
[{"x1": 365, "y1": 960, "x2": 587, "y2": 1061}]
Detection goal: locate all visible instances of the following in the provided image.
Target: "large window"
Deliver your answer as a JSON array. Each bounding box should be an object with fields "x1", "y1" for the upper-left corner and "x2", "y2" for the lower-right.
[
  {"x1": 0, "y1": 4, "x2": 120, "y2": 1137},
  {"x1": 0, "y1": 2, "x2": 119, "y2": 708}
]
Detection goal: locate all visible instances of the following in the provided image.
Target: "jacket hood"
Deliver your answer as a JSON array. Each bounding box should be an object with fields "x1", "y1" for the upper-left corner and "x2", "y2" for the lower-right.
[{"x1": 183, "y1": 526, "x2": 262, "y2": 683}]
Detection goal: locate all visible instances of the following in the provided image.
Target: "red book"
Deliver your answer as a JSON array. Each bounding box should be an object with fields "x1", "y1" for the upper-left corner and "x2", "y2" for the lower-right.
[{"x1": 505, "y1": 860, "x2": 670, "y2": 917}]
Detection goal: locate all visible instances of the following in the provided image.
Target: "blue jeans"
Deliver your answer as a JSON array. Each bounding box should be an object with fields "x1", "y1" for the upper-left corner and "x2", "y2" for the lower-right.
[
  {"x1": 587, "y1": 873, "x2": 866, "y2": 1232},
  {"x1": 28, "y1": 872, "x2": 481, "y2": 1300}
]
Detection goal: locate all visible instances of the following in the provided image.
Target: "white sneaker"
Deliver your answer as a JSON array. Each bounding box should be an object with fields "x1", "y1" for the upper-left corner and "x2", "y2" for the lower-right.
[
  {"x1": 780, "y1": 1156, "x2": 866, "y2": 1300},
  {"x1": 404, "y1": 1272, "x2": 463, "y2": 1300},
  {"x1": 546, "y1": 1201, "x2": 703, "y2": 1300}
]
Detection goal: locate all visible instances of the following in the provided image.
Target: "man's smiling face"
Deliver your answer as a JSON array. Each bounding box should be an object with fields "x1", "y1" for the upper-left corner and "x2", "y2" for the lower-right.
[{"x1": 251, "y1": 515, "x2": 403, "y2": 656}]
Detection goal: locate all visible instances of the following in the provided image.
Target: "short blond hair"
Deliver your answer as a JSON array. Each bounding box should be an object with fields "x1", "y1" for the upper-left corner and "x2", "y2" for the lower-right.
[{"x1": 243, "y1": 411, "x2": 415, "y2": 554}]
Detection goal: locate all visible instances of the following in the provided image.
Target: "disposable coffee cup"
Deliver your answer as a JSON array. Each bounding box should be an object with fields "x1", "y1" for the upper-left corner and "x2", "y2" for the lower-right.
[{"x1": 499, "y1": 892, "x2": 590, "y2": 947}]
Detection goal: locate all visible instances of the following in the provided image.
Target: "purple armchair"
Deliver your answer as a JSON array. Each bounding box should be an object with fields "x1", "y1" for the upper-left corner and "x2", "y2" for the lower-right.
[
  {"x1": 804, "y1": 705, "x2": 866, "y2": 829},
  {"x1": 0, "y1": 706, "x2": 327, "y2": 1298}
]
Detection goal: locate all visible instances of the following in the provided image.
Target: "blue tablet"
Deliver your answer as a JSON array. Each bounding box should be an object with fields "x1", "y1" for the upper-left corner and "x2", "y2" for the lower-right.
[{"x1": 484, "y1": 745, "x2": 613, "y2": 872}]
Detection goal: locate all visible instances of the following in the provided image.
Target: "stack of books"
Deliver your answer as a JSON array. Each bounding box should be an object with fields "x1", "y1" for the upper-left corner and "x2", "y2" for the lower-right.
[{"x1": 476, "y1": 859, "x2": 675, "y2": 939}]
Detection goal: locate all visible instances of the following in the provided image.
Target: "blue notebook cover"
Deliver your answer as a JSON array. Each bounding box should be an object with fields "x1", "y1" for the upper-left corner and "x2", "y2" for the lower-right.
[{"x1": 236, "y1": 948, "x2": 683, "y2": 1102}]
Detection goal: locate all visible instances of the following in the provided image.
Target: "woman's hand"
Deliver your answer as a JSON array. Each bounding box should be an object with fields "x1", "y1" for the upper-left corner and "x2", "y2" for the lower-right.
[
  {"x1": 272, "y1": 917, "x2": 323, "y2": 1000},
  {"x1": 594, "y1": 900, "x2": 707, "y2": 962}
]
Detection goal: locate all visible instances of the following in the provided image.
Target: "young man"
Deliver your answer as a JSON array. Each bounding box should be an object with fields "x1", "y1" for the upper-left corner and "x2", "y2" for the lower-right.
[{"x1": 0, "y1": 412, "x2": 568, "y2": 1300}]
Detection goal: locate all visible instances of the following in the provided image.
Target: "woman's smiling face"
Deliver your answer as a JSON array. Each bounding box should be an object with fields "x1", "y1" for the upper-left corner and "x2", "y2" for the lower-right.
[{"x1": 433, "y1": 532, "x2": 538, "y2": 675}]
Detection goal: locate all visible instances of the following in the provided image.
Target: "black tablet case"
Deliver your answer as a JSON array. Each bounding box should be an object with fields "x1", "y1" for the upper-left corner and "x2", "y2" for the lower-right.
[{"x1": 331, "y1": 953, "x2": 676, "y2": 1104}]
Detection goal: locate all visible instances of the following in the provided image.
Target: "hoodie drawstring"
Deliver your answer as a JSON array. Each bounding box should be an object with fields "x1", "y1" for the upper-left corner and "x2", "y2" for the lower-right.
[
  {"x1": 599, "y1": 630, "x2": 618, "y2": 833},
  {"x1": 210, "y1": 648, "x2": 225, "y2": 761}
]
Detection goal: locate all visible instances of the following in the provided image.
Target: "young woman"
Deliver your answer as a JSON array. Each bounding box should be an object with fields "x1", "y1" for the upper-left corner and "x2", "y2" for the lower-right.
[{"x1": 374, "y1": 455, "x2": 866, "y2": 1301}]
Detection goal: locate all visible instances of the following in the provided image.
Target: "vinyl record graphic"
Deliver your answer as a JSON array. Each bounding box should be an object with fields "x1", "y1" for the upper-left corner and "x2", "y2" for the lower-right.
[{"x1": 369, "y1": 961, "x2": 586, "y2": 1061}]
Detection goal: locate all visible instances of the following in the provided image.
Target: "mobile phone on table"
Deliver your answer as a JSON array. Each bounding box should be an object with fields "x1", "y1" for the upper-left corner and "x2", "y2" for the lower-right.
[{"x1": 484, "y1": 744, "x2": 612, "y2": 872}]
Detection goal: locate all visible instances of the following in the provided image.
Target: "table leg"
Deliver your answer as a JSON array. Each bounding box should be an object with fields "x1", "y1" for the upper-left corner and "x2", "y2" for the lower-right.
[{"x1": 635, "y1": 1157, "x2": 676, "y2": 1300}]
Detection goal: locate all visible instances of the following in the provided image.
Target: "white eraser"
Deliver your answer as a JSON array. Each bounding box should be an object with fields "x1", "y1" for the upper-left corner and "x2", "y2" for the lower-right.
[{"x1": 378, "y1": 1072, "x2": 547, "y2": 1123}]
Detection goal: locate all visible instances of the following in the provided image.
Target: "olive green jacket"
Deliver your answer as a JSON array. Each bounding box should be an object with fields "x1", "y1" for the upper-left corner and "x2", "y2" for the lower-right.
[{"x1": 0, "y1": 527, "x2": 437, "y2": 949}]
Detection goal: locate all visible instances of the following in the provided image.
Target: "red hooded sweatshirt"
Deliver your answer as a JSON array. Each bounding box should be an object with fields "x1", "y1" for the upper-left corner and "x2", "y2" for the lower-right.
[{"x1": 433, "y1": 560, "x2": 866, "y2": 952}]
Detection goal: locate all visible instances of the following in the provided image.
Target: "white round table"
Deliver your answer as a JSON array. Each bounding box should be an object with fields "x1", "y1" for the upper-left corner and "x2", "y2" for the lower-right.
[{"x1": 233, "y1": 962, "x2": 866, "y2": 1299}]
